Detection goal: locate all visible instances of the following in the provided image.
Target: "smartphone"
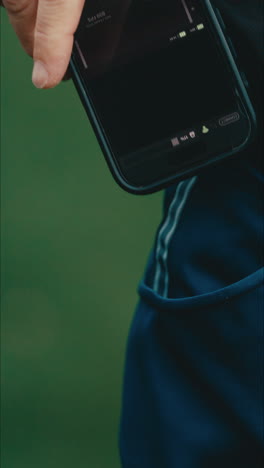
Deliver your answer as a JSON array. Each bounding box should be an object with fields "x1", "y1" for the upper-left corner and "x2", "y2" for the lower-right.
[{"x1": 71, "y1": 0, "x2": 256, "y2": 195}]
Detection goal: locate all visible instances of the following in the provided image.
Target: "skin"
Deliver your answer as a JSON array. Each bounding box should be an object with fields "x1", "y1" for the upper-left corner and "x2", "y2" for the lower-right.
[{"x1": 1, "y1": 0, "x2": 85, "y2": 88}]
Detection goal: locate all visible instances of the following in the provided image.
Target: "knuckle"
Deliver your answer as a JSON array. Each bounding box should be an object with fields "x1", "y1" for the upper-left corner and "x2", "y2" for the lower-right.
[
  {"x1": 3, "y1": 0, "x2": 29, "y2": 15},
  {"x1": 34, "y1": 26, "x2": 50, "y2": 42}
]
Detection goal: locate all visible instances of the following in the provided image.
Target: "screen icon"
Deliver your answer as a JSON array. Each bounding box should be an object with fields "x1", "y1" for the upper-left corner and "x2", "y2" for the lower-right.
[
  {"x1": 178, "y1": 31, "x2": 187, "y2": 38},
  {"x1": 202, "y1": 125, "x2": 209, "y2": 134},
  {"x1": 219, "y1": 112, "x2": 240, "y2": 126},
  {"x1": 171, "y1": 137, "x2": 180, "y2": 147},
  {"x1": 180, "y1": 135, "x2": 189, "y2": 142}
]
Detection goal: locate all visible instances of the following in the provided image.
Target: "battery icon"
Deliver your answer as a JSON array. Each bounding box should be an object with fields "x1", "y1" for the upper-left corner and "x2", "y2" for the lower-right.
[{"x1": 179, "y1": 31, "x2": 187, "y2": 38}]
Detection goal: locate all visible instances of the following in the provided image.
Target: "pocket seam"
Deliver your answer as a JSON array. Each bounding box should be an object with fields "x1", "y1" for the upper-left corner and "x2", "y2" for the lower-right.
[{"x1": 138, "y1": 267, "x2": 264, "y2": 311}]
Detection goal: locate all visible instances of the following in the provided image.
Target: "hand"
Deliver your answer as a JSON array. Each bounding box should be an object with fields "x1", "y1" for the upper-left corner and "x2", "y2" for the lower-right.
[{"x1": 1, "y1": 0, "x2": 85, "y2": 88}]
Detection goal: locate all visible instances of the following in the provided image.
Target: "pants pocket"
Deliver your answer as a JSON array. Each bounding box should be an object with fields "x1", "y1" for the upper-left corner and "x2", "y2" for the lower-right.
[{"x1": 120, "y1": 268, "x2": 264, "y2": 468}]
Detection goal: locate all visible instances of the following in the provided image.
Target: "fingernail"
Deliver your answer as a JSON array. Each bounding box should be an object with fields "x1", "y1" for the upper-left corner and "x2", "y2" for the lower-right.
[{"x1": 32, "y1": 61, "x2": 48, "y2": 89}]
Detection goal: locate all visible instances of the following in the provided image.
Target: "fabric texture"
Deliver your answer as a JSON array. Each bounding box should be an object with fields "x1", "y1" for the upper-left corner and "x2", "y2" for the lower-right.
[{"x1": 120, "y1": 1, "x2": 264, "y2": 467}]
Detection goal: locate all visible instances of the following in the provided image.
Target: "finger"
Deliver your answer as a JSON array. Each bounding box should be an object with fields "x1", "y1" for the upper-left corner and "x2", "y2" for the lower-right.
[
  {"x1": 3, "y1": 0, "x2": 38, "y2": 56},
  {"x1": 32, "y1": 0, "x2": 85, "y2": 89}
]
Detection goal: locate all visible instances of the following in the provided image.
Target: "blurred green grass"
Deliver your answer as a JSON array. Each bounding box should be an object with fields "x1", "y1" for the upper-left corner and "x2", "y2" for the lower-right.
[{"x1": 1, "y1": 9, "x2": 162, "y2": 468}]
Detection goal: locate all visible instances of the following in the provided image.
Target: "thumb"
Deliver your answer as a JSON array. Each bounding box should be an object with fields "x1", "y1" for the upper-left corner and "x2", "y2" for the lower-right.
[{"x1": 32, "y1": 0, "x2": 85, "y2": 89}]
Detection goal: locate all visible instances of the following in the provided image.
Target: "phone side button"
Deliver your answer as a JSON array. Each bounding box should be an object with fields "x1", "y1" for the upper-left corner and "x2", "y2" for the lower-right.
[
  {"x1": 227, "y1": 37, "x2": 238, "y2": 60},
  {"x1": 240, "y1": 70, "x2": 249, "y2": 88},
  {"x1": 214, "y1": 8, "x2": 226, "y2": 31}
]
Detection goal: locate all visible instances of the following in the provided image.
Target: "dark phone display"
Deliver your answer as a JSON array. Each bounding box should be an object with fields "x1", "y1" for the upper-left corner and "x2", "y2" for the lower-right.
[{"x1": 74, "y1": 0, "x2": 238, "y2": 157}]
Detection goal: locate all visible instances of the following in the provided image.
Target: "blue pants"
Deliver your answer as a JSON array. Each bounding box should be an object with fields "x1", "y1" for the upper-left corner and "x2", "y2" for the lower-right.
[{"x1": 120, "y1": 157, "x2": 264, "y2": 467}]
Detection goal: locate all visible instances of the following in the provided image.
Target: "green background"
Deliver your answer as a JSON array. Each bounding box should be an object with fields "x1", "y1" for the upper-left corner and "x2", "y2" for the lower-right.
[{"x1": 1, "y1": 10, "x2": 162, "y2": 468}]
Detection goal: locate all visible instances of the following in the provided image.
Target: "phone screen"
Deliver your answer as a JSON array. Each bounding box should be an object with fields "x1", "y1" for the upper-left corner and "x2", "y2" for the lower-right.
[{"x1": 73, "y1": 0, "x2": 248, "y2": 185}]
